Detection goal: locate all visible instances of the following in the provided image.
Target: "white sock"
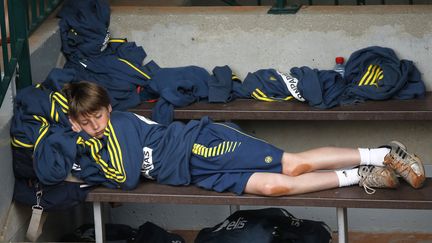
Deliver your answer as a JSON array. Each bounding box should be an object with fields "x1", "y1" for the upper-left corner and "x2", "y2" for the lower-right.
[
  {"x1": 358, "y1": 148, "x2": 390, "y2": 166},
  {"x1": 335, "y1": 168, "x2": 360, "y2": 187}
]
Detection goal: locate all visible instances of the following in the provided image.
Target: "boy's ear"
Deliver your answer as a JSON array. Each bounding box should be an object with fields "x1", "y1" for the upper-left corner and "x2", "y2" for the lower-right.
[{"x1": 108, "y1": 104, "x2": 112, "y2": 113}]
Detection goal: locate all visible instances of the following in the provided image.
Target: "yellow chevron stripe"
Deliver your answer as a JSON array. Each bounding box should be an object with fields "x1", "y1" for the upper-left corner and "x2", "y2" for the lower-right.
[
  {"x1": 33, "y1": 115, "x2": 49, "y2": 149},
  {"x1": 212, "y1": 146, "x2": 217, "y2": 156},
  {"x1": 192, "y1": 140, "x2": 245, "y2": 158},
  {"x1": 11, "y1": 138, "x2": 34, "y2": 148},
  {"x1": 252, "y1": 89, "x2": 275, "y2": 102},
  {"x1": 232, "y1": 74, "x2": 240, "y2": 81},
  {"x1": 283, "y1": 96, "x2": 294, "y2": 101},
  {"x1": 371, "y1": 70, "x2": 384, "y2": 86},
  {"x1": 33, "y1": 116, "x2": 48, "y2": 133},
  {"x1": 254, "y1": 88, "x2": 292, "y2": 102},
  {"x1": 359, "y1": 64, "x2": 373, "y2": 86},
  {"x1": 109, "y1": 38, "x2": 127, "y2": 43},
  {"x1": 196, "y1": 144, "x2": 202, "y2": 155},
  {"x1": 76, "y1": 137, "x2": 85, "y2": 145},
  {"x1": 194, "y1": 144, "x2": 200, "y2": 155},
  {"x1": 118, "y1": 58, "x2": 151, "y2": 79},
  {"x1": 369, "y1": 67, "x2": 382, "y2": 86},
  {"x1": 49, "y1": 92, "x2": 69, "y2": 122},
  {"x1": 11, "y1": 140, "x2": 19, "y2": 148},
  {"x1": 107, "y1": 121, "x2": 126, "y2": 182},
  {"x1": 232, "y1": 142, "x2": 238, "y2": 152},
  {"x1": 109, "y1": 125, "x2": 124, "y2": 177},
  {"x1": 107, "y1": 130, "x2": 120, "y2": 170},
  {"x1": 201, "y1": 145, "x2": 205, "y2": 156},
  {"x1": 50, "y1": 95, "x2": 56, "y2": 121},
  {"x1": 52, "y1": 92, "x2": 69, "y2": 110},
  {"x1": 85, "y1": 139, "x2": 119, "y2": 179},
  {"x1": 216, "y1": 143, "x2": 222, "y2": 155},
  {"x1": 34, "y1": 126, "x2": 49, "y2": 150},
  {"x1": 364, "y1": 65, "x2": 378, "y2": 85}
]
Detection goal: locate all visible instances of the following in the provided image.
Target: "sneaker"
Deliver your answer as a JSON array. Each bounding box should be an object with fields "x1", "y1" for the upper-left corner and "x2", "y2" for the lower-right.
[
  {"x1": 382, "y1": 141, "x2": 426, "y2": 189},
  {"x1": 358, "y1": 165, "x2": 400, "y2": 194}
]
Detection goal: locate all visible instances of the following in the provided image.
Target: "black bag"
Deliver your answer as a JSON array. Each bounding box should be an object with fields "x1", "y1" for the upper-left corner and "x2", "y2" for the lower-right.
[
  {"x1": 133, "y1": 221, "x2": 185, "y2": 243},
  {"x1": 12, "y1": 147, "x2": 90, "y2": 211},
  {"x1": 194, "y1": 208, "x2": 332, "y2": 243},
  {"x1": 60, "y1": 223, "x2": 137, "y2": 242}
]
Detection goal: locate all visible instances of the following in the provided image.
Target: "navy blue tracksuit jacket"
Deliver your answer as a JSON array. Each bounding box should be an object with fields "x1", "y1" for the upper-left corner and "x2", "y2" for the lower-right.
[{"x1": 341, "y1": 46, "x2": 425, "y2": 104}]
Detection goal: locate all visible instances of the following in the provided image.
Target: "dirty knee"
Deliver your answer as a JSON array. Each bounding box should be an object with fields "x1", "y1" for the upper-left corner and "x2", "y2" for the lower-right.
[
  {"x1": 284, "y1": 163, "x2": 312, "y2": 176},
  {"x1": 261, "y1": 183, "x2": 293, "y2": 196}
]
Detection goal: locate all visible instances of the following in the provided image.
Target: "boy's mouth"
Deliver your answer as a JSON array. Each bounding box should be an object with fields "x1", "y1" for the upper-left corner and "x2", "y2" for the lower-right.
[{"x1": 95, "y1": 131, "x2": 104, "y2": 138}]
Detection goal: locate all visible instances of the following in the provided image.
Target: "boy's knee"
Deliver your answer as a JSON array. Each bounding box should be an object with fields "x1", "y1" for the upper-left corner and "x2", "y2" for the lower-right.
[
  {"x1": 284, "y1": 163, "x2": 312, "y2": 176},
  {"x1": 260, "y1": 182, "x2": 293, "y2": 196},
  {"x1": 282, "y1": 153, "x2": 312, "y2": 176}
]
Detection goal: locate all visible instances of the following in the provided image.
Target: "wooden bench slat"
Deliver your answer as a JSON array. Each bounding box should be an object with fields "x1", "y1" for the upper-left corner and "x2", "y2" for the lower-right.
[
  {"x1": 128, "y1": 92, "x2": 432, "y2": 121},
  {"x1": 86, "y1": 179, "x2": 432, "y2": 209}
]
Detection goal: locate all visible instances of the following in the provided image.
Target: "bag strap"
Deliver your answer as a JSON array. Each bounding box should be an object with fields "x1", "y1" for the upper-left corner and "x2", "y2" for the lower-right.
[
  {"x1": 26, "y1": 185, "x2": 47, "y2": 242},
  {"x1": 26, "y1": 206, "x2": 47, "y2": 242}
]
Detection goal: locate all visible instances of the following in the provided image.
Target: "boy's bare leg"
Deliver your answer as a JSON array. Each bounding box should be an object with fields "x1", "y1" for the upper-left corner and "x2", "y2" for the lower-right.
[
  {"x1": 282, "y1": 147, "x2": 361, "y2": 176},
  {"x1": 245, "y1": 172, "x2": 339, "y2": 196}
]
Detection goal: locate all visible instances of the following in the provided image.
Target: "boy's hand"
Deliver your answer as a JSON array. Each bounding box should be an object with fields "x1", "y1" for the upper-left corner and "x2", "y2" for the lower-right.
[{"x1": 69, "y1": 118, "x2": 82, "y2": 133}]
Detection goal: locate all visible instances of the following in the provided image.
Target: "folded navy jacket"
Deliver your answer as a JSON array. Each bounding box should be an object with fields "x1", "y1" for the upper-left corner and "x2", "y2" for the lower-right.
[{"x1": 341, "y1": 46, "x2": 425, "y2": 104}]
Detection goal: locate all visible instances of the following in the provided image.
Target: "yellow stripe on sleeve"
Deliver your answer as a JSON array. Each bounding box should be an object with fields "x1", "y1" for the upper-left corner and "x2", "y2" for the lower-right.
[
  {"x1": 118, "y1": 58, "x2": 151, "y2": 79},
  {"x1": 109, "y1": 38, "x2": 127, "y2": 43},
  {"x1": 11, "y1": 138, "x2": 34, "y2": 148},
  {"x1": 252, "y1": 89, "x2": 276, "y2": 102}
]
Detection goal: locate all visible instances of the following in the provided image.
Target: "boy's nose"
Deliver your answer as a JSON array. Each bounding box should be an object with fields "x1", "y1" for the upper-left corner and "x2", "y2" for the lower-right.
[{"x1": 91, "y1": 120, "x2": 99, "y2": 130}]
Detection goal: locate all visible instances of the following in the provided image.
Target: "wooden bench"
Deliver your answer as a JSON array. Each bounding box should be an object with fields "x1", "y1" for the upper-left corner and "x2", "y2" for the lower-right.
[{"x1": 86, "y1": 92, "x2": 432, "y2": 243}]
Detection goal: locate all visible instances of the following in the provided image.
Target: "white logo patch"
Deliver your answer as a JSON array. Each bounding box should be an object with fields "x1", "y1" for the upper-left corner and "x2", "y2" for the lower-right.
[
  {"x1": 276, "y1": 70, "x2": 305, "y2": 102},
  {"x1": 72, "y1": 163, "x2": 81, "y2": 171},
  {"x1": 134, "y1": 114, "x2": 158, "y2": 125},
  {"x1": 212, "y1": 217, "x2": 247, "y2": 232},
  {"x1": 141, "y1": 147, "x2": 155, "y2": 180},
  {"x1": 100, "y1": 31, "x2": 111, "y2": 52},
  {"x1": 79, "y1": 61, "x2": 87, "y2": 68}
]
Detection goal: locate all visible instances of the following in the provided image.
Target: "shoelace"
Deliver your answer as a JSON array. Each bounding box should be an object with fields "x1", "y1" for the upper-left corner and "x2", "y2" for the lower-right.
[{"x1": 359, "y1": 166, "x2": 377, "y2": 195}]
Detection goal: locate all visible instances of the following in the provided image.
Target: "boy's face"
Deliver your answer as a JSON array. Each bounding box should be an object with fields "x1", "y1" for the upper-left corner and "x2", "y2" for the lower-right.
[{"x1": 70, "y1": 105, "x2": 112, "y2": 138}]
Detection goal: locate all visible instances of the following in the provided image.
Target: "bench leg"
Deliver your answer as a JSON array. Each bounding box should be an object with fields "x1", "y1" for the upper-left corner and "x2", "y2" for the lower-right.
[
  {"x1": 93, "y1": 202, "x2": 105, "y2": 243},
  {"x1": 337, "y1": 207, "x2": 348, "y2": 243}
]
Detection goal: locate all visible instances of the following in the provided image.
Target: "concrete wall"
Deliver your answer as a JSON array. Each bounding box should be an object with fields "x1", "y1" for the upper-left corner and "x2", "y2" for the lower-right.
[
  {"x1": 0, "y1": 79, "x2": 17, "y2": 241},
  {"x1": 110, "y1": 5, "x2": 432, "y2": 90},
  {"x1": 106, "y1": 5, "x2": 432, "y2": 233}
]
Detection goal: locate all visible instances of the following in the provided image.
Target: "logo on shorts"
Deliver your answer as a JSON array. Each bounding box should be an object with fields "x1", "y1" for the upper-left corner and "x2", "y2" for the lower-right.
[{"x1": 265, "y1": 156, "x2": 273, "y2": 164}]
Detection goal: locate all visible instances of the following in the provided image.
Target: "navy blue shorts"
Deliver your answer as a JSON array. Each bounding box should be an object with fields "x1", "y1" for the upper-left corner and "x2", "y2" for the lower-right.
[{"x1": 190, "y1": 122, "x2": 284, "y2": 195}]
